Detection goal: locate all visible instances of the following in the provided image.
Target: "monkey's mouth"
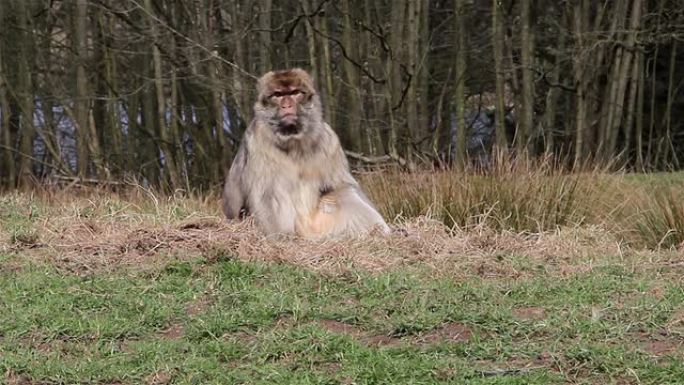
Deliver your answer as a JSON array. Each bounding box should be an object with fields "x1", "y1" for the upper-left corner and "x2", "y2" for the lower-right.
[{"x1": 277, "y1": 121, "x2": 301, "y2": 136}]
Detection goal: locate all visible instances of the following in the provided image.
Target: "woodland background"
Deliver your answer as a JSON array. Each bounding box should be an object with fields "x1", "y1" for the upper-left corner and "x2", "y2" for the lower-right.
[{"x1": 0, "y1": 0, "x2": 682, "y2": 191}]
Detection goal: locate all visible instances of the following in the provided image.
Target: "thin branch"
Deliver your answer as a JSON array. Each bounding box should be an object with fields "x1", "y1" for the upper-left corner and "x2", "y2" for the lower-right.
[
  {"x1": 305, "y1": 15, "x2": 386, "y2": 84},
  {"x1": 283, "y1": 0, "x2": 331, "y2": 42}
]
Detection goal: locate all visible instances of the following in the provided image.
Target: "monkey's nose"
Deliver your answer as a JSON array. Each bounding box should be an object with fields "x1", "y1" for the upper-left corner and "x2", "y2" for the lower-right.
[{"x1": 280, "y1": 107, "x2": 297, "y2": 118}]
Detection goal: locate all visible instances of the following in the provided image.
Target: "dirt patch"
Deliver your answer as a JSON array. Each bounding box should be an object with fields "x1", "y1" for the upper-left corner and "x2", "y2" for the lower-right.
[
  {"x1": 318, "y1": 319, "x2": 365, "y2": 338},
  {"x1": 642, "y1": 340, "x2": 683, "y2": 356},
  {"x1": 315, "y1": 319, "x2": 472, "y2": 348},
  {"x1": 475, "y1": 357, "x2": 553, "y2": 377},
  {"x1": 475, "y1": 261, "x2": 524, "y2": 279},
  {"x1": 512, "y1": 306, "x2": 547, "y2": 321},
  {"x1": 159, "y1": 323, "x2": 184, "y2": 340},
  {"x1": 648, "y1": 283, "x2": 667, "y2": 300},
  {"x1": 316, "y1": 362, "x2": 342, "y2": 374},
  {"x1": 273, "y1": 313, "x2": 296, "y2": 329},
  {"x1": 667, "y1": 309, "x2": 684, "y2": 328},
  {"x1": 631, "y1": 330, "x2": 684, "y2": 357},
  {"x1": 185, "y1": 297, "x2": 211, "y2": 316},
  {"x1": 4, "y1": 370, "x2": 31, "y2": 385},
  {"x1": 472, "y1": 353, "x2": 553, "y2": 379},
  {"x1": 364, "y1": 333, "x2": 403, "y2": 347},
  {"x1": 506, "y1": 351, "x2": 556, "y2": 369},
  {"x1": 145, "y1": 371, "x2": 174, "y2": 385},
  {"x1": 315, "y1": 319, "x2": 402, "y2": 347},
  {"x1": 413, "y1": 322, "x2": 472, "y2": 345},
  {"x1": 229, "y1": 330, "x2": 258, "y2": 345}
]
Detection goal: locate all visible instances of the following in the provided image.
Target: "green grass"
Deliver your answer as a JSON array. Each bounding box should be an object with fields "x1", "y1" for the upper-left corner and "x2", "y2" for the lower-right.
[{"x1": 2, "y1": 255, "x2": 683, "y2": 384}]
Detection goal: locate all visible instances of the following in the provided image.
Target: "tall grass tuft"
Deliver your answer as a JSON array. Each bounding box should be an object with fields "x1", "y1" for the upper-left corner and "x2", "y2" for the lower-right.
[
  {"x1": 362, "y1": 156, "x2": 595, "y2": 233},
  {"x1": 630, "y1": 189, "x2": 684, "y2": 249}
]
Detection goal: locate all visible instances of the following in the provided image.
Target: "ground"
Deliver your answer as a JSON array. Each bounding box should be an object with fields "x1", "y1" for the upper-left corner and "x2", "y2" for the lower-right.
[{"x1": 1, "y1": 191, "x2": 684, "y2": 384}]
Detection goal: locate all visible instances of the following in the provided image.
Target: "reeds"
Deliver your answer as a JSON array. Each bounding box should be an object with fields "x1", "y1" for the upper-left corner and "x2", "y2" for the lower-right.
[{"x1": 360, "y1": 157, "x2": 684, "y2": 250}]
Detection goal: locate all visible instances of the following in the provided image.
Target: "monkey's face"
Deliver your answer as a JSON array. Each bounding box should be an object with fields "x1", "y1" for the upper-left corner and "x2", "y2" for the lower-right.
[
  {"x1": 269, "y1": 87, "x2": 307, "y2": 137},
  {"x1": 255, "y1": 69, "x2": 322, "y2": 142}
]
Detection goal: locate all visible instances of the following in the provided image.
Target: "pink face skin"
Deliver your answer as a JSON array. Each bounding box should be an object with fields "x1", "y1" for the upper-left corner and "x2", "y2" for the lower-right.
[{"x1": 270, "y1": 86, "x2": 305, "y2": 126}]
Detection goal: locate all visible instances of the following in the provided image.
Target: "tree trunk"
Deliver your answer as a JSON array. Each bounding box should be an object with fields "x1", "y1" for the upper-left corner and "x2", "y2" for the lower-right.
[
  {"x1": 622, "y1": 48, "x2": 640, "y2": 164},
  {"x1": 492, "y1": 0, "x2": 508, "y2": 153},
  {"x1": 16, "y1": 1, "x2": 35, "y2": 187},
  {"x1": 96, "y1": 3, "x2": 123, "y2": 178},
  {"x1": 542, "y1": 25, "x2": 565, "y2": 155},
  {"x1": 74, "y1": 0, "x2": 91, "y2": 179},
  {"x1": 606, "y1": 0, "x2": 641, "y2": 158},
  {"x1": 518, "y1": 0, "x2": 535, "y2": 156},
  {"x1": 635, "y1": 47, "x2": 645, "y2": 170},
  {"x1": 231, "y1": 1, "x2": 252, "y2": 127},
  {"x1": 660, "y1": 40, "x2": 678, "y2": 168},
  {"x1": 418, "y1": 0, "x2": 430, "y2": 151},
  {"x1": 258, "y1": 0, "x2": 272, "y2": 74},
  {"x1": 145, "y1": 0, "x2": 180, "y2": 189},
  {"x1": 301, "y1": 0, "x2": 319, "y2": 83},
  {"x1": 0, "y1": 1, "x2": 14, "y2": 186},
  {"x1": 572, "y1": 0, "x2": 588, "y2": 167},
  {"x1": 387, "y1": 1, "x2": 407, "y2": 159},
  {"x1": 406, "y1": 0, "x2": 421, "y2": 151},
  {"x1": 316, "y1": 6, "x2": 336, "y2": 129},
  {"x1": 363, "y1": 0, "x2": 384, "y2": 155},
  {"x1": 453, "y1": 0, "x2": 467, "y2": 168}
]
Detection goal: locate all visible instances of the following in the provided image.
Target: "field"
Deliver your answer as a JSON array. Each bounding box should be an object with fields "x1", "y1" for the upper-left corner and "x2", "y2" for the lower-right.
[{"x1": 2, "y1": 169, "x2": 684, "y2": 384}]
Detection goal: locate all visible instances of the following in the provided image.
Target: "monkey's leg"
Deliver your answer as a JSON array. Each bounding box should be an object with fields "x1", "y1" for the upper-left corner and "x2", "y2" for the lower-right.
[
  {"x1": 296, "y1": 196, "x2": 338, "y2": 237},
  {"x1": 297, "y1": 188, "x2": 389, "y2": 238},
  {"x1": 331, "y1": 187, "x2": 390, "y2": 236}
]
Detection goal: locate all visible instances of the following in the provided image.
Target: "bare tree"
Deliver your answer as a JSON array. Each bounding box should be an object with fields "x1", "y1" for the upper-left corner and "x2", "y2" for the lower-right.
[{"x1": 453, "y1": 0, "x2": 467, "y2": 168}]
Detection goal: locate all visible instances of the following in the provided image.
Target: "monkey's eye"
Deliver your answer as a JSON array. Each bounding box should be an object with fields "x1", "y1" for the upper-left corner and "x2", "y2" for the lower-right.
[{"x1": 270, "y1": 90, "x2": 305, "y2": 100}]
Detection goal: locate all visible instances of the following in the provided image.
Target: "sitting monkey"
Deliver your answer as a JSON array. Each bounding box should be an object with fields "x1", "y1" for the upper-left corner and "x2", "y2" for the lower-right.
[{"x1": 222, "y1": 68, "x2": 389, "y2": 238}]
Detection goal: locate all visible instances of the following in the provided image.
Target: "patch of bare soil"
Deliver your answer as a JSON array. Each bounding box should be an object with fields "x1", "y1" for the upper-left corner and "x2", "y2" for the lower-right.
[
  {"x1": 465, "y1": 352, "x2": 556, "y2": 381},
  {"x1": 512, "y1": 306, "x2": 547, "y2": 321},
  {"x1": 364, "y1": 334, "x2": 403, "y2": 347},
  {"x1": 185, "y1": 296, "x2": 212, "y2": 316},
  {"x1": 506, "y1": 351, "x2": 556, "y2": 369},
  {"x1": 317, "y1": 362, "x2": 342, "y2": 375},
  {"x1": 643, "y1": 340, "x2": 683, "y2": 356},
  {"x1": 631, "y1": 330, "x2": 684, "y2": 358},
  {"x1": 317, "y1": 319, "x2": 365, "y2": 338},
  {"x1": 413, "y1": 322, "x2": 473, "y2": 345},
  {"x1": 315, "y1": 319, "x2": 473, "y2": 348},
  {"x1": 316, "y1": 319, "x2": 402, "y2": 347},
  {"x1": 159, "y1": 323, "x2": 184, "y2": 340},
  {"x1": 145, "y1": 371, "x2": 174, "y2": 385},
  {"x1": 4, "y1": 370, "x2": 31, "y2": 385}
]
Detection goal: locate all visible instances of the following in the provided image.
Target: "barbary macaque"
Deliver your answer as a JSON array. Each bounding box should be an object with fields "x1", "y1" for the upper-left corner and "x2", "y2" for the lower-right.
[{"x1": 222, "y1": 68, "x2": 389, "y2": 238}]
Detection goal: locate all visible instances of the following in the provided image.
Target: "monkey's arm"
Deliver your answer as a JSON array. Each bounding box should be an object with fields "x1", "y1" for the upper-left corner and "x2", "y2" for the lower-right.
[{"x1": 222, "y1": 143, "x2": 249, "y2": 220}]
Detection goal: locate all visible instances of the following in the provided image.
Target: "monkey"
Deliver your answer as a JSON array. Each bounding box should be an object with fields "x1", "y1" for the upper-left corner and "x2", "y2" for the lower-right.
[{"x1": 222, "y1": 68, "x2": 389, "y2": 238}]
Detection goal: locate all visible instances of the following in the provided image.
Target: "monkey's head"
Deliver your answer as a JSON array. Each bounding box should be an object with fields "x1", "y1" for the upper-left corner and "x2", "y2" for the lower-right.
[{"x1": 254, "y1": 68, "x2": 324, "y2": 144}]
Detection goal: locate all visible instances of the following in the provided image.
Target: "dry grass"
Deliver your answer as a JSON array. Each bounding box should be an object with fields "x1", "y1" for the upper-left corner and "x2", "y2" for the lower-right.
[
  {"x1": 2, "y1": 165, "x2": 684, "y2": 278},
  {"x1": 359, "y1": 165, "x2": 684, "y2": 250},
  {"x1": 0, "y1": 188, "x2": 658, "y2": 280}
]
